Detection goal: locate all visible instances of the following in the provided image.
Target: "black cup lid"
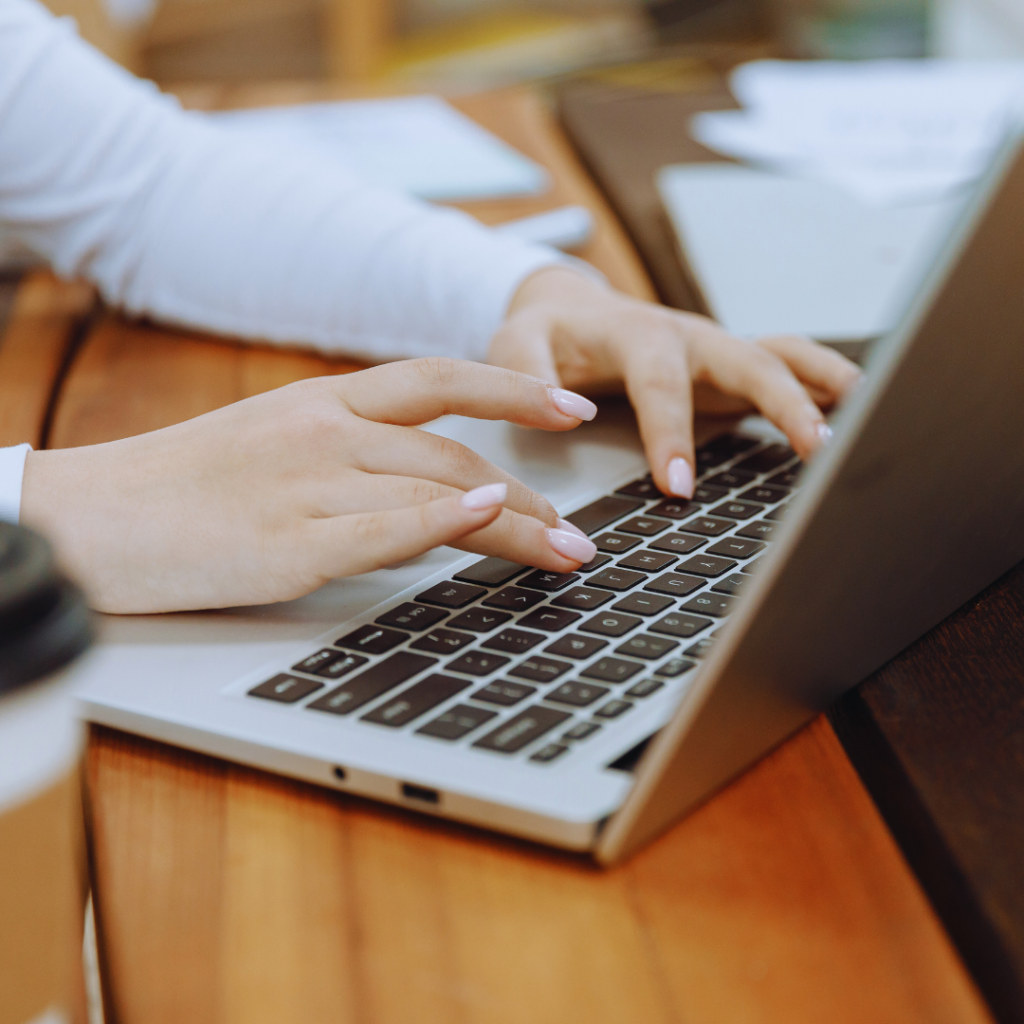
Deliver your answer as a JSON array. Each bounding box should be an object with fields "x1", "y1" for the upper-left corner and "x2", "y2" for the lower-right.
[{"x1": 0, "y1": 522, "x2": 92, "y2": 697}]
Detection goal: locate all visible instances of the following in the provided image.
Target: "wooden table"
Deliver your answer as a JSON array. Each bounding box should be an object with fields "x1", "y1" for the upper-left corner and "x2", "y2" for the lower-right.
[{"x1": 0, "y1": 86, "x2": 993, "y2": 1024}]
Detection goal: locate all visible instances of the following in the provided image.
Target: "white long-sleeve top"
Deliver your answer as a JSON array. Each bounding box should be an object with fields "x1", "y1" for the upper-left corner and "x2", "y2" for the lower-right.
[{"x1": 0, "y1": 0, "x2": 567, "y2": 522}]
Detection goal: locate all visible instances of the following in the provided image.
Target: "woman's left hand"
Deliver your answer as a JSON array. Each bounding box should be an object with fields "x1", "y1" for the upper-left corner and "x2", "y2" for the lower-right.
[{"x1": 488, "y1": 267, "x2": 862, "y2": 499}]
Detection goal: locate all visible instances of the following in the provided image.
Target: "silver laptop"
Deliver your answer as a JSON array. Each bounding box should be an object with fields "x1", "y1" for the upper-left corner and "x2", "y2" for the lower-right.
[{"x1": 76, "y1": 122, "x2": 1024, "y2": 865}]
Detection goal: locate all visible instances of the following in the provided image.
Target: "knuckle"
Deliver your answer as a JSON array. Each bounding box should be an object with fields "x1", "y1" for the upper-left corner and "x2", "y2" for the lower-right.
[{"x1": 410, "y1": 356, "x2": 462, "y2": 390}]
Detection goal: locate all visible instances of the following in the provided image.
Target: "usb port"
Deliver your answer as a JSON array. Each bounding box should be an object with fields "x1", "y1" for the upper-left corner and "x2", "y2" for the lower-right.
[{"x1": 401, "y1": 783, "x2": 440, "y2": 805}]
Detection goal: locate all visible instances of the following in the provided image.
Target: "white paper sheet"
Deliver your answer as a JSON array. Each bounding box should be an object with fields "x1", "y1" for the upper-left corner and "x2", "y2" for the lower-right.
[
  {"x1": 209, "y1": 95, "x2": 549, "y2": 202},
  {"x1": 691, "y1": 59, "x2": 1024, "y2": 205}
]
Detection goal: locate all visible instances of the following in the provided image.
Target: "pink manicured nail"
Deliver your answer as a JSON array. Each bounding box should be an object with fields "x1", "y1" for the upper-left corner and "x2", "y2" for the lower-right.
[
  {"x1": 461, "y1": 482, "x2": 507, "y2": 510},
  {"x1": 550, "y1": 388, "x2": 597, "y2": 421},
  {"x1": 666, "y1": 457, "x2": 694, "y2": 499},
  {"x1": 817, "y1": 423, "x2": 834, "y2": 444},
  {"x1": 557, "y1": 518, "x2": 589, "y2": 540},
  {"x1": 545, "y1": 528, "x2": 597, "y2": 563}
]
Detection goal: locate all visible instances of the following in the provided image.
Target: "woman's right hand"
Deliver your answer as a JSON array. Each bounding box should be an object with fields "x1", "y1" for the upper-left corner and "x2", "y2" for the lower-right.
[{"x1": 20, "y1": 358, "x2": 599, "y2": 614}]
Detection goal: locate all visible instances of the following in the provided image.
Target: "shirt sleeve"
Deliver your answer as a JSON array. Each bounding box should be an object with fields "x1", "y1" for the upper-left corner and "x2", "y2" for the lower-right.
[
  {"x1": 0, "y1": 444, "x2": 31, "y2": 524},
  {"x1": 0, "y1": 0, "x2": 570, "y2": 365}
]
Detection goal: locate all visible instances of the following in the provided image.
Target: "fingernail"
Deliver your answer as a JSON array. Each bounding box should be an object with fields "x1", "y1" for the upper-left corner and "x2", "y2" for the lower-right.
[
  {"x1": 550, "y1": 388, "x2": 597, "y2": 422},
  {"x1": 461, "y1": 482, "x2": 507, "y2": 510},
  {"x1": 667, "y1": 457, "x2": 694, "y2": 499},
  {"x1": 816, "y1": 423, "x2": 833, "y2": 445},
  {"x1": 557, "y1": 518, "x2": 589, "y2": 540},
  {"x1": 545, "y1": 528, "x2": 597, "y2": 562}
]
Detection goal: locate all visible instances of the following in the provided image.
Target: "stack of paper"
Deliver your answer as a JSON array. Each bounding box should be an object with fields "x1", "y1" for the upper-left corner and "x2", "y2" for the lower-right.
[
  {"x1": 691, "y1": 59, "x2": 1024, "y2": 205},
  {"x1": 210, "y1": 95, "x2": 549, "y2": 202}
]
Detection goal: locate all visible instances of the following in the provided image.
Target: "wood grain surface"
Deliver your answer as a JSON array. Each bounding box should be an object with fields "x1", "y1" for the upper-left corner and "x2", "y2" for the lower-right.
[{"x1": 12, "y1": 85, "x2": 989, "y2": 1023}]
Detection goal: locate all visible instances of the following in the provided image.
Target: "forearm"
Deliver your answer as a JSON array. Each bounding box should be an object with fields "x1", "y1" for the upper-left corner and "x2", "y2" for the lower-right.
[{"x1": 0, "y1": 0, "x2": 563, "y2": 363}]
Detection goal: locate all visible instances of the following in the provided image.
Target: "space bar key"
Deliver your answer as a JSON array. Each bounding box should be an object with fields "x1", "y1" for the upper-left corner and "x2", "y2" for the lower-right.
[{"x1": 563, "y1": 496, "x2": 645, "y2": 537}]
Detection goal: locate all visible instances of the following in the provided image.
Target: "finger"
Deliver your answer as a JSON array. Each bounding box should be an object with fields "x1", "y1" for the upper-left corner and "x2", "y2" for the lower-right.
[
  {"x1": 754, "y1": 335, "x2": 863, "y2": 403},
  {"x1": 331, "y1": 357, "x2": 595, "y2": 430},
  {"x1": 305, "y1": 484, "x2": 507, "y2": 579},
  {"x1": 356, "y1": 424, "x2": 560, "y2": 526},
  {"x1": 689, "y1": 329, "x2": 830, "y2": 461},
  {"x1": 487, "y1": 322, "x2": 562, "y2": 385},
  {"x1": 619, "y1": 335, "x2": 697, "y2": 498}
]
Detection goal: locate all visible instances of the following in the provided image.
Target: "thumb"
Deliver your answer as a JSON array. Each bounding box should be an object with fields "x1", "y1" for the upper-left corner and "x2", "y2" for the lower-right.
[
  {"x1": 488, "y1": 321, "x2": 562, "y2": 386},
  {"x1": 304, "y1": 483, "x2": 507, "y2": 579}
]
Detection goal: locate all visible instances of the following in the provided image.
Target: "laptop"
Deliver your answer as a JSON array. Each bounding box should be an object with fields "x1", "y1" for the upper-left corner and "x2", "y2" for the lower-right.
[{"x1": 75, "y1": 121, "x2": 1024, "y2": 865}]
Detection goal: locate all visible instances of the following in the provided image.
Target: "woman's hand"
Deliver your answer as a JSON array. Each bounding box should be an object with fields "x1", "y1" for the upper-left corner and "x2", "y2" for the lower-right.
[
  {"x1": 490, "y1": 267, "x2": 862, "y2": 498},
  {"x1": 20, "y1": 358, "x2": 600, "y2": 614}
]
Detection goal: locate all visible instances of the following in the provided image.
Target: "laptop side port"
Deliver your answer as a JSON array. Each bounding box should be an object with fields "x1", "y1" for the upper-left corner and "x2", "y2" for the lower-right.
[
  {"x1": 401, "y1": 783, "x2": 440, "y2": 805},
  {"x1": 333, "y1": 766, "x2": 347, "y2": 781}
]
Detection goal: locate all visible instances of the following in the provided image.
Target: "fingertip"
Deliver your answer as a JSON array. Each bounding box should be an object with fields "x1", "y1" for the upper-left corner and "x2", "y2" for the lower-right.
[
  {"x1": 665, "y1": 457, "x2": 695, "y2": 499},
  {"x1": 460, "y1": 482, "x2": 507, "y2": 510},
  {"x1": 549, "y1": 388, "x2": 597, "y2": 422}
]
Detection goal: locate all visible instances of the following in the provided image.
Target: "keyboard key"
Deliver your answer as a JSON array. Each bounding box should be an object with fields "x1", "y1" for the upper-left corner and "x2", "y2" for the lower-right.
[
  {"x1": 710, "y1": 500, "x2": 765, "y2": 521},
  {"x1": 473, "y1": 680, "x2": 536, "y2": 706},
  {"x1": 738, "y1": 484, "x2": 790, "y2": 504},
  {"x1": 705, "y1": 469, "x2": 757, "y2": 489},
  {"x1": 653, "y1": 657, "x2": 697, "y2": 677},
  {"x1": 693, "y1": 484, "x2": 730, "y2": 504},
  {"x1": 518, "y1": 607, "x2": 581, "y2": 632},
  {"x1": 696, "y1": 434, "x2": 759, "y2": 469},
  {"x1": 547, "y1": 680, "x2": 610, "y2": 706},
  {"x1": 685, "y1": 637, "x2": 716, "y2": 658},
  {"x1": 509, "y1": 656, "x2": 573, "y2": 683},
  {"x1": 417, "y1": 704, "x2": 496, "y2": 740},
  {"x1": 615, "y1": 476, "x2": 661, "y2": 499},
  {"x1": 545, "y1": 633, "x2": 608, "y2": 659},
  {"x1": 307, "y1": 652, "x2": 437, "y2": 716},
  {"x1": 249, "y1": 674, "x2": 323, "y2": 704},
  {"x1": 517, "y1": 570, "x2": 580, "y2": 592},
  {"x1": 677, "y1": 554, "x2": 738, "y2": 578},
  {"x1": 595, "y1": 699, "x2": 633, "y2": 719},
  {"x1": 453, "y1": 557, "x2": 527, "y2": 587},
  {"x1": 375, "y1": 602, "x2": 448, "y2": 631},
  {"x1": 626, "y1": 678, "x2": 665, "y2": 698},
  {"x1": 737, "y1": 520, "x2": 778, "y2": 541},
  {"x1": 711, "y1": 574, "x2": 748, "y2": 596},
  {"x1": 361, "y1": 674, "x2": 469, "y2": 727},
  {"x1": 617, "y1": 550, "x2": 677, "y2": 572},
  {"x1": 580, "y1": 657, "x2": 643, "y2": 683},
  {"x1": 587, "y1": 567, "x2": 648, "y2": 592},
  {"x1": 417, "y1": 581, "x2": 487, "y2": 608},
  {"x1": 615, "y1": 634, "x2": 679, "y2": 660},
  {"x1": 335, "y1": 624, "x2": 408, "y2": 655},
  {"x1": 619, "y1": 516, "x2": 672, "y2": 537},
  {"x1": 564, "y1": 495, "x2": 644, "y2": 536},
  {"x1": 649, "y1": 532, "x2": 705, "y2": 556},
  {"x1": 530, "y1": 743, "x2": 570, "y2": 763},
  {"x1": 650, "y1": 612, "x2": 713, "y2": 639},
  {"x1": 579, "y1": 612, "x2": 642, "y2": 637},
  {"x1": 767, "y1": 467, "x2": 801, "y2": 487},
  {"x1": 446, "y1": 651, "x2": 510, "y2": 676},
  {"x1": 482, "y1": 586, "x2": 546, "y2": 611},
  {"x1": 576, "y1": 553, "x2": 612, "y2": 573},
  {"x1": 678, "y1": 516, "x2": 733, "y2": 537},
  {"x1": 294, "y1": 648, "x2": 367, "y2": 677},
  {"x1": 612, "y1": 592, "x2": 674, "y2": 616},
  {"x1": 293, "y1": 648, "x2": 346, "y2": 675},
  {"x1": 644, "y1": 572, "x2": 704, "y2": 597},
  {"x1": 473, "y1": 707, "x2": 571, "y2": 753},
  {"x1": 552, "y1": 587, "x2": 615, "y2": 611},
  {"x1": 593, "y1": 532, "x2": 641, "y2": 554},
  {"x1": 765, "y1": 503, "x2": 790, "y2": 522},
  {"x1": 647, "y1": 499, "x2": 698, "y2": 520},
  {"x1": 481, "y1": 628, "x2": 546, "y2": 654},
  {"x1": 740, "y1": 556, "x2": 763, "y2": 574},
  {"x1": 682, "y1": 593, "x2": 735, "y2": 617},
  {"x1": 707, "y1": 537, "x2": 766, "y2": 560},
  {"x1": 564, "y1": 721, "x2": 602, "y2": 741},
  {"x1": 447, "y1": 608, "x2": 512, "y2": 632},
  {"x1": 735, "y1": 443, "x2": 795, "y2": 473},
  {"x1": 410, "y1": 628, "x2": 475, "y2": 655}
]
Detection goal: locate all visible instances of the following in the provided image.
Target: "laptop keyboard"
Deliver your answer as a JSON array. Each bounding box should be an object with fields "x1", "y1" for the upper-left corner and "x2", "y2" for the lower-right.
[{"x1": 244, "y1": 433, "x2": 801, "y2": 766}]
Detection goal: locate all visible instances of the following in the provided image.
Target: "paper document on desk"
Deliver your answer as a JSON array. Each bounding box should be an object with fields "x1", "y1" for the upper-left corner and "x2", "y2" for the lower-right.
[
  {"x1": 691, "y1": 59, "x2": 1024, "y2": 205},
  {"x1": 209, "y1": 95, "x2": 549, "y2": 201},
  {"x1": 658, "y1": 163, "x2": 966, "y2": 341}
]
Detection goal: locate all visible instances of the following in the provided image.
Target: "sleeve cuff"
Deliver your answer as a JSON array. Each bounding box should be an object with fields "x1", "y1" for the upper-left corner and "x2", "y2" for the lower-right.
[{"x1": 0, "y1": 444, "x2": 32, "y2": 524}]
